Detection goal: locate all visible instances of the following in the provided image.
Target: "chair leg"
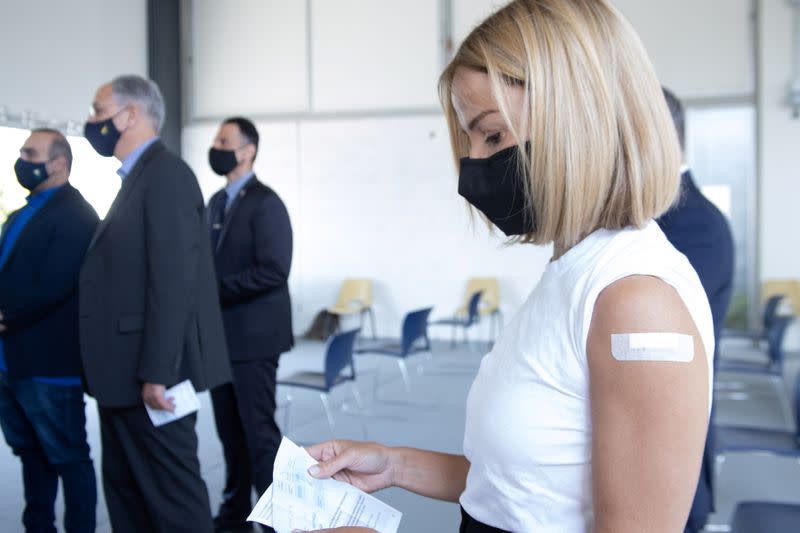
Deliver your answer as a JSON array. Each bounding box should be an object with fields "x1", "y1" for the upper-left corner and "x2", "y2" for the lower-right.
[
  {"x1": 350, "y1": 384, "x2": 368, "y2": 439},
  {"x1": 397, "y1": 359, "x2": 412, "y2": 401},
  {"x1": 368, "y1": 308, "x2": 377, "y2": 339},
  {"x1": 282, "y1": 393, "x2": 293, "y2": 435},
  {"x1": 320, "y1": 393, "x2": 335, "y2": 436},
  {"x1": 350, "y1": 383, "x2": 364, "y2": 411},
  {"x1": 495, "y1": 310, "x2": 504, "y2": 334},
  {"x1": 372, "y1": 359, "x2": 382, "y2": 402},
  {"x1": 423, "y1": 335, "x2": 433, "y2": 364},
  {"x1": 450, "y1": 324, "x2": 457, "y2": 348},
  {"x1": 713, "y1": 453, "x2": 726, "y2": 498},
  {"x1": 775, "y1": 377, "x2": 794, "y2": 427}
]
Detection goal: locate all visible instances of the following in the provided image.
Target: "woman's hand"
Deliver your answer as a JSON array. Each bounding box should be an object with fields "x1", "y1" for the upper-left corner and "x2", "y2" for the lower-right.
[{"x1": 305, "y1": 440, "x2": 396, "y2": 493}]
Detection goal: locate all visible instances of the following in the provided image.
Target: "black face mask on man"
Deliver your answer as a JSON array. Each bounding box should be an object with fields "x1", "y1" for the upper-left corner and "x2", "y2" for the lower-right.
[
  {"x1": 84, "y1": 109, "x2": 126, "y2": 157},
  {"x1": 458, "y1": 143, "x2": 535, "y2": 236},
  {"x1": 208, "y1": 148, "x2": 238, "y2": 176},
  {"x1": 14, "y1": 158, "x2": 50, "y2": 191}
]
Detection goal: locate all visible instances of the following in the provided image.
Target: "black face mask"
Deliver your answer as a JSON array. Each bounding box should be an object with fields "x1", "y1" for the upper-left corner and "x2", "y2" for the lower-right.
[
  {"x1": 84, "y1": 114, "x2": 123, "y2": 157},
  {"x1": 458, "y1": 143, "x2": 535, "y2": 236},
  {"x1": 14, "y1": 158, "x2": 50, "y2": 191},
  {"x1": 208, "y1": 147, "x2": 238, "y2": 176}
]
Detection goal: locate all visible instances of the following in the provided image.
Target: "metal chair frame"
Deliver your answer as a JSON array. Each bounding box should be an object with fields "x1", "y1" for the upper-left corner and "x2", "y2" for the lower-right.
[{"x1": 279, "y1": 329, "x2": 365, "y2": 437}]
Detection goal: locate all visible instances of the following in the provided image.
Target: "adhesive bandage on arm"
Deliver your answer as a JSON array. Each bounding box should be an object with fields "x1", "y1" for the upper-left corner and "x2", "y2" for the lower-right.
[{"x1": 610, "y1": 333, "x2": 694, "y2": 362}]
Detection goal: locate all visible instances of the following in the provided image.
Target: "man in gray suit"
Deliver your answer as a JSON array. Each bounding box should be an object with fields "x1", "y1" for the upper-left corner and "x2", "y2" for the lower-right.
[{"x1": 79, "y1": 75, "x2": 231, "y2": 533}]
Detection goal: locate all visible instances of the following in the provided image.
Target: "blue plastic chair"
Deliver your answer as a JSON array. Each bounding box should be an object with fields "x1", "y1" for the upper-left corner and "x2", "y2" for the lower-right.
[
  {"x1": 718, "y1": 295, "x2": 787, "y2": 379},
  {"x1": 429, "y1": 291, "x2": 483, "y2": 347},
  {"x1": 355, "y1": 307, "x2": 433, "y2": 400},
  {"x1": 722, "y1": 294, "x2": 786, "y2": 345},
  {"x1": 278, "y1": 329, "x2": 363, "y2": 436},
  {"x1": 715, "y1": 316, "x2": 795, "y2": 422},
  {"x1": 731, "y1": 501, "x2": 800, "y2": 532},
  {"x1": 717, "y1": 315, "x2": 794, "y2": 377}
]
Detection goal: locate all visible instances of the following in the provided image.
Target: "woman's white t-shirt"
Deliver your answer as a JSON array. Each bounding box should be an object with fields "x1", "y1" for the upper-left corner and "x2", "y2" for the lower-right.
[{"x1": 460, "y1": 221, "x2": 714, "y2": 532}]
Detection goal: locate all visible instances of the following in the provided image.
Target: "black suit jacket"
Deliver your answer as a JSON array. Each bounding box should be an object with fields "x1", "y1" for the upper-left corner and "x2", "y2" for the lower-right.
[
  {"x1": 0, "y1": 184, "x2": 98, "y2": 378},
  {"x1": 210, "y1": 176, "x2": 294, "y2": 361},
  {"x1": 657, "y1": 170, "x2": 735, "y2": 530},
  {"x1": 658, "y1": 170, "x2": 734, "y2": 342},
  {"x1": 79, "y1": 140, "x2": 231, "y2": 408}
]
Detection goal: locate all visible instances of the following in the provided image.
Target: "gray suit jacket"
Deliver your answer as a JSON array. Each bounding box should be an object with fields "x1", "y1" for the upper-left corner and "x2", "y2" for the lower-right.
[{"x1": 79, "y1": 140, "x2": 231, "y2": 407}]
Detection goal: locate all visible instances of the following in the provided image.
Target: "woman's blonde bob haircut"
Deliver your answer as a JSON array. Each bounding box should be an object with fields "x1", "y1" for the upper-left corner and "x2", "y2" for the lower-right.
[{"x1": 439, "y1": 0, "x2": 681, "y2": 248}]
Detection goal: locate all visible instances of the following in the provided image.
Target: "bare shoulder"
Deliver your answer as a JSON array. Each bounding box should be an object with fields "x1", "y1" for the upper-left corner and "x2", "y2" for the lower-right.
[
  {"x1": 586, "y1": 274, "x2": 708, "y2": 412},
  {"x1": 590, "y1": 275, "x2": 697, "y2": 336}
]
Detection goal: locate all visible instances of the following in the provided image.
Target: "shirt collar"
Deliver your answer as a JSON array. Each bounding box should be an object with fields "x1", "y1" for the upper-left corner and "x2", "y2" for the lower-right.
[
  {"x1": 26, "y1": 184, "x2": 64, "y2": 205},
  {"x1": 224, "y1": 171, "x2": 255, "y2": 207},
  {"x1": 117, "y1": 137, "x2": 159, "y2": 180},
  {"x1": 680, "y1": 164, "x2": 690, "y2": 175}
]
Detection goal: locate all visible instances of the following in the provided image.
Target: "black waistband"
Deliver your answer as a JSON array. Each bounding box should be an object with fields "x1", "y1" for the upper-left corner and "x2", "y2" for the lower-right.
[{"x1": 459, "y1": 506, "x2": 511, "y2": 533}]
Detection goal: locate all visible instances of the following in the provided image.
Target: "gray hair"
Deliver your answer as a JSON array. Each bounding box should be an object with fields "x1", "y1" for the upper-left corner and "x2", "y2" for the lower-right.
[
  {"x1": 111, "y1": 75, "x2": 166, "y2": 132},
  {"x1": 33, "y1": 128, "x2": 73, "y2": 173}
]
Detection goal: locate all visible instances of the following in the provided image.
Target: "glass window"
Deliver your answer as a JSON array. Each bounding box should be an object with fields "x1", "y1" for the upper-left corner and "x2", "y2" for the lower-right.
[
  {"x1": 0, "y1": 125, "x2": 120, "y2": 223},
  {"x1": 685, "y1": 105, "x2": 757, "y2": 329}
]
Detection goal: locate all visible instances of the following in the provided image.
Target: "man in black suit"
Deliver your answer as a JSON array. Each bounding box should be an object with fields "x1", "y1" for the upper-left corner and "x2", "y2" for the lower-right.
[
  {"x1": 0, "y1": 129, "x2": 98, "y2": 533},
  {"x1": 657, "y1": 88, "x2": 735, "y2": 533},
  {"x1": 207, "y1": 117, "x2": 293, "y2": 532},
  {"x1": 79, "y1": 75, "x2": 232, "y2": 533}
]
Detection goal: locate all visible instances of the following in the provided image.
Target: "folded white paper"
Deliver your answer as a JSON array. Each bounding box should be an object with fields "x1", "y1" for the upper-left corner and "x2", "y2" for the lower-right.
[
  {"x1": 248, "y1": 437, "x2": 402, "y2": 533},
  {"x1": 144, "y1": 379, "x2": 201, "y2": 427}
]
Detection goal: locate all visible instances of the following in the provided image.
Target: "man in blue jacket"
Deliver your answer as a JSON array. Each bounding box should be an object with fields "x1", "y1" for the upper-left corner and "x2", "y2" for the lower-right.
[
  {"x1": 0, "y1": 129, "x2": 99, "y2": 533},
  {"x1": 657, "y1": 88, "x2": 735, "y2": 533}
]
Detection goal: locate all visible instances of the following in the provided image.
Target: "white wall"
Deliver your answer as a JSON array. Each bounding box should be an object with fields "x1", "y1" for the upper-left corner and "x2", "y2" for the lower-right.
[
  {"x1": 0, "y1": 0, "x2": 147, "y2": 123},
  {"x1": 188, "y1": 0, "x2": 442, "y2": 117},
  {"x1": 759, "y1": 0, "x2": 800, "y2": 281},
  {"x1": 190, "y1": 0, "x2": 309, "y2": 117},
  {"x1": 454, "y1": 0, "x2": 754, "y2": 99},
  {"x1": 613, "y1": 0, "x2": 754, "y2": 98},
  {"x1": 311, "y1": 0, "x2": 441, "y2": 111}
]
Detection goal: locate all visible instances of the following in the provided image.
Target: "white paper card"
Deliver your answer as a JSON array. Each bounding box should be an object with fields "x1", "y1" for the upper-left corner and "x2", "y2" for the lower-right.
[
  {"x1": 144, "y1": 379, "x2": 201, "y2": 427},
  {"x1": 248, "y1": 437, "x2": 402, "y2": 533},
  {"x1": 611, "y1": 333, "x2": 694, "y2": 362},
  {"x1": 249, "y1": 485, "x2": 273, "y2": 525}
]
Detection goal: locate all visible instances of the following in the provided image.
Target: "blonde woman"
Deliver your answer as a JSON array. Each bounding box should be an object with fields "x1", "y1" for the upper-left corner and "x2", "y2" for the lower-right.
[{"x1": 299, "y1": 1, "x2": 713, "y2": 531}]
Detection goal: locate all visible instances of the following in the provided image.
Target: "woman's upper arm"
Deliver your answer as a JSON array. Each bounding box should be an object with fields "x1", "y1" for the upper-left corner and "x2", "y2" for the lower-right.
[{"x1": 587, "y1": 275, "x2": 709, "y2": 533}]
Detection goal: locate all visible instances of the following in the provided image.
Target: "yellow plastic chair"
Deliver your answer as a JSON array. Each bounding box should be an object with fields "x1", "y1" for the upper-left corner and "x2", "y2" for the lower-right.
[
  {"x1": 456, "y1": 277, "x2": 503, "y2": 341},
  {"x1": 762, "y1": 279, "x2": 800, "y2": 314},
  {"x1": 327, "y1": 279, "x2": 377, "y2": 339}
]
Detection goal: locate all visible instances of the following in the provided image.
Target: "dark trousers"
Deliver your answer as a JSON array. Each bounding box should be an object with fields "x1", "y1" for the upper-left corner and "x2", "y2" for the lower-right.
[
  {"x1": 685, "y1": 421, "x2": 715, "y2": 533},
  {"x1": 459, "y1": 507, "x2": 509, "y2": 533},
  {"x1": 684, "y1": 457, "x2": 713, "y2": 533},
  {"x1": 0, "y1": 373, "x2": 96, "y2": 533},
  {"x1": 98, "y1": 405, "x2": 213, "y2": 533},
  {"x1": 211, "y1": 357, "x2": 281, "y2": 523}
]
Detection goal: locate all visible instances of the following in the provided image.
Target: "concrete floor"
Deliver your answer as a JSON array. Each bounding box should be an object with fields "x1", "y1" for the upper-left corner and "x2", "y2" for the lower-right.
[{"x1": 0, "y1": 338, "x2": 798, "y2": 532}]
